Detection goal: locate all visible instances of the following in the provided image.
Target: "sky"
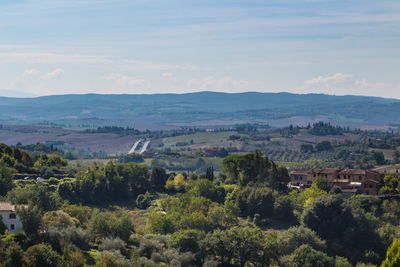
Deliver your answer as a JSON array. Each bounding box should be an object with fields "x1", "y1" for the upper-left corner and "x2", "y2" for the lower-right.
[{"x1": 0, "y1": 0, "x2": 399, "y2": 98}]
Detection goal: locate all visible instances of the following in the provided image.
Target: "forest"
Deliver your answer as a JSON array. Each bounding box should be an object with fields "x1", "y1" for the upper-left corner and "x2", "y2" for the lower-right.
[{"x1": 0, "y1": 143, "x2": 400, "y2": 266}]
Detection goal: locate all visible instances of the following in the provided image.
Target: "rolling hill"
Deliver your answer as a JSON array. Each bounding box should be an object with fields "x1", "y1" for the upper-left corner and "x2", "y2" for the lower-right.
[{"x1": 0, "y1": 92, "x2": 399, "y2": 129}]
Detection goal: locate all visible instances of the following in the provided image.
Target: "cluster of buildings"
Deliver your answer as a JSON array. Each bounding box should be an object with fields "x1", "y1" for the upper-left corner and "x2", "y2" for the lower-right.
[{"x1": 289, "y1": 168, "x2": 381, "y2": 196}]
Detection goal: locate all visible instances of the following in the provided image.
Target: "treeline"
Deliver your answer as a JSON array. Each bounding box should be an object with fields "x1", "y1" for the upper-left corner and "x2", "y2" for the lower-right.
[
  {"x1": 85, "y1": 126, "x2": 139, "y2": 135},
  {"x1": 0, "y1": 143, "x2": 70, "y2": 176},
  {"x1": 58, "y1": 162, "x2": 155, "y2": 204}
]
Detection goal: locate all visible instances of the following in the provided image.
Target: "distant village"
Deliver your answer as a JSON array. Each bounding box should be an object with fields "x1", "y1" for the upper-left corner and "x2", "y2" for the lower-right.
[{"x1": 289, "y1": 167, "x2": 398, "y2": 197}]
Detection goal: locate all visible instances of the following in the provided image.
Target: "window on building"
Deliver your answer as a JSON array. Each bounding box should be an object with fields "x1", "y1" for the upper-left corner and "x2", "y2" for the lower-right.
[
  {"x1": 9, "y1": 213, "x2": 16, "y2": 219},
  {"x1": 10, "y1": 224, "x2": 15, "y2": 230}
]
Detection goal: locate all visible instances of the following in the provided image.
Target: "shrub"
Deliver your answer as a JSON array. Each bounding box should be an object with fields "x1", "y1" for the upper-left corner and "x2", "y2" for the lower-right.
[
  {"x1": 98, "y1": 237, "x2": 127, "y2": 256},
  {"x1": 136, "y1": 192, "x2": 152, "y2": 209}
]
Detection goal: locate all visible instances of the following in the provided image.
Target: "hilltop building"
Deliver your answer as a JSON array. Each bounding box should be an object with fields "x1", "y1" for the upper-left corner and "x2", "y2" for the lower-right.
[
  {"x1": 0, "y1": 202, "x2": 24, "y2": 233},
  {"x1": 289, "y1": 168, "x2": 380, "y2": 196}
]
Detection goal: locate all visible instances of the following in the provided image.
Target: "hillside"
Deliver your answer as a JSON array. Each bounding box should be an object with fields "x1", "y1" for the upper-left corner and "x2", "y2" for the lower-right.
[{"x1": 0, "y1": 92, "x2": 399, "y2": 129}]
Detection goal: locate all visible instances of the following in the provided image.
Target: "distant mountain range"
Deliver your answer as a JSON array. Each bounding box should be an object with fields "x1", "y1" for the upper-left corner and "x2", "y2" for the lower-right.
[{"x1": 1, "y1": 92, "x2": 399, "y2": 129}]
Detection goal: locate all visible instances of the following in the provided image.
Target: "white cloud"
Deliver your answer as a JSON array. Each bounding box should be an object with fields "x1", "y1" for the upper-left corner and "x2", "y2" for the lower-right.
[
  {"x1": 9, "y1": 69, "x2": 40, "y2": 88},
  {"x1": 0, "y1": 52, "x2": 110, "y2": 63},
  {"x1": 103, "y1": 73, "x2": 148, "y2": 87},
  {"x1": 162, "y1": 73, "x2": 178, "y2": 82},
  {"x1": 122, "y1": 60, "x2": 205, "y2": 71},
  {"x1": 187, "y1": 76, "x2": 256, "y2": 92},
  {"x1": 41, "y1": 68, "x2": 64, "y2": 80},
  {"x1": 305, "y1": 73, "x2": 354, "y2": 86},
  {"x1": 22, "y1": 69, "x2": 39, "y2": 77}
]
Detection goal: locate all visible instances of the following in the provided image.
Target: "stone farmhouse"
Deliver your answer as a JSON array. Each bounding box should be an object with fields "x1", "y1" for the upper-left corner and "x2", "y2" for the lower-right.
[
  {"x1": 290, "y1": 168, "x2": 381, "y2": 196},
  {"x1": 0, "y1": 202, "x2": 24, "y2": 233}
]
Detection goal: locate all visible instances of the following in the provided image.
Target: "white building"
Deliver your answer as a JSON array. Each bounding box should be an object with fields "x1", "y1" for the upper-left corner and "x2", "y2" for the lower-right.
[{"x1": 0, "y1": 202, "x2": 23, "y2": 233}]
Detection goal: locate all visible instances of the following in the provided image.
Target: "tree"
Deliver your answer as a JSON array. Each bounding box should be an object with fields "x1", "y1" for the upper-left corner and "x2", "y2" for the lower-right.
[
  {"x1": 136, "y1": 191, "x2": 152, "y2": 209},
  {"x1": 274, "y1": 195, "x2": 294, "y2": 221},
  {"x1": 381, "y1": 239, "x2": 400, "y2": 267},
  {"x1": 301, "y1": 195, "x2": 355, "y2": 241},
  {"x1": 165, "y1": 173, "x2": 186, "y2": 192},
  {"x1": 230, "y1": 186, "x2": 275, "y2": 219},
  {"x1": 41, "y1": 210, "x2": 76, "y2": 230},
  {"x1": 205, "y1": 166, "x2": 214, "y2": 181},
  {"x1": 17, "y1": 206, "x2": 42, "y2": 237},
  {"x1": 273, "y1": 166, "x2": 290, "y2": 189},
  {"x1": 301, "y1": 195, "x2": 383, "y2": 263},
  {"x1": 334, "y1": 256, "x2": 352, "y2": 267},
  {"x1": 95, "y1": 250, "x2": 131, "y2": 267},
  {"x1": 207, "y1": 201, "x2": 239, "y2": 229},
  {"x1": 0, "y1": 214, "x2": 6, "y2": 234},
  {"x1": 290, "y1": 244, "x2": 334, "y2": 267},
  {"x1": 276, "y1": 226, "x2": 326, "y2": 256},
  {"x1": 4, "y1": 241, "x2": 24, "y2": 267},
  {"x1": 89, "y1": 211, "x2": 134, "y2": 242},
  {"x1": 98, "y1": 237, "x2": 128, "y2": 256},
  {"x1": 57, "y1": 181, "x2": 76, "y2": 202},
  {"x1": 150, "y1": 166, "x2": 168, "y2": 190},
  {"x1": 393, "y1": 150, "x2": 400, "y2": 164},
  {"x1": 202, "y1": 226, "x2": 264, "y2": 267},
  {"x1": 23, "y1": 243, "x2": 61, "y2": 267},
  {"x1": 189, "y1": 179, "x2": 225, "y2": 203},
  {"x1": 313, "y1": 176, "x2": 333, "y2": 192},
  {"x1": 301, "y1": 144, "x2": 314, "y2": 153},
  {"x1": 221, "y1": 151, "x2": 274, "y2": 185},
  {"x1": 29, "y1": 183, "x2": 62, "y2": 212},
  {"x1": 146, "y1": 210, "x2": 176, "y2": 235},
  {"x1": 0, "y1": 161, "x2": 14, "y2": 196},
  {"x1": 372, "y1": 150, "x2": 385, "y2": 165},
  {"x1": 289, "y1": 183, "x2": 327, "y2": 211},
  {"x1": 169, "y1": 229, "x2": 202, "y2": 253},
  {"x1": 315, "y1": 141, "x2": 333, "y2": 152},
  {"x1": 61, "y1": 248, "x2": 87, "y2": 267},
  {"x1": 61, "y1": 204, "x2": 93, "y2": 227}
]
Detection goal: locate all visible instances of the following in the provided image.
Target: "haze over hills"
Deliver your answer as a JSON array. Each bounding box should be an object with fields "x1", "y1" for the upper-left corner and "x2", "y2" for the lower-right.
[{"x1": 0, "y1": 91, "x2": 399, "y2": 129}]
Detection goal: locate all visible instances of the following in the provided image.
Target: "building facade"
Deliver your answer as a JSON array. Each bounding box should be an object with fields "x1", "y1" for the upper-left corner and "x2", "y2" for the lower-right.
[{"x1": 0, "y1": 202, "x2": 23, "y2": 233}]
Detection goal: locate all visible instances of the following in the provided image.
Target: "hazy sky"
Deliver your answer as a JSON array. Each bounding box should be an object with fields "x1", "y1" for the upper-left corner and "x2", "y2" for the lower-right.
[{"x1": 0, "y1": 0, "x2": 399, "y2": 98}]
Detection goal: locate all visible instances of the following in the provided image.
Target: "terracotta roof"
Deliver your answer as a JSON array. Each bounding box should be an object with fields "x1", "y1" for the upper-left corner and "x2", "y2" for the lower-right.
[
  {"x1": 339, "y1": 169, "x2": 366, "y2": 175},
  {"x1": 0, "y1": 202, "x2": 16, "y2": 212},
  {"x1": 291, "y1": 170, "x2": 308, "y2": 175},
  {"x1": 363, "y1": 179, "x2": 380, "y2": 184},
  {"x1": 316, "y1": 168, "x2": 341, "y2": 174}
]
